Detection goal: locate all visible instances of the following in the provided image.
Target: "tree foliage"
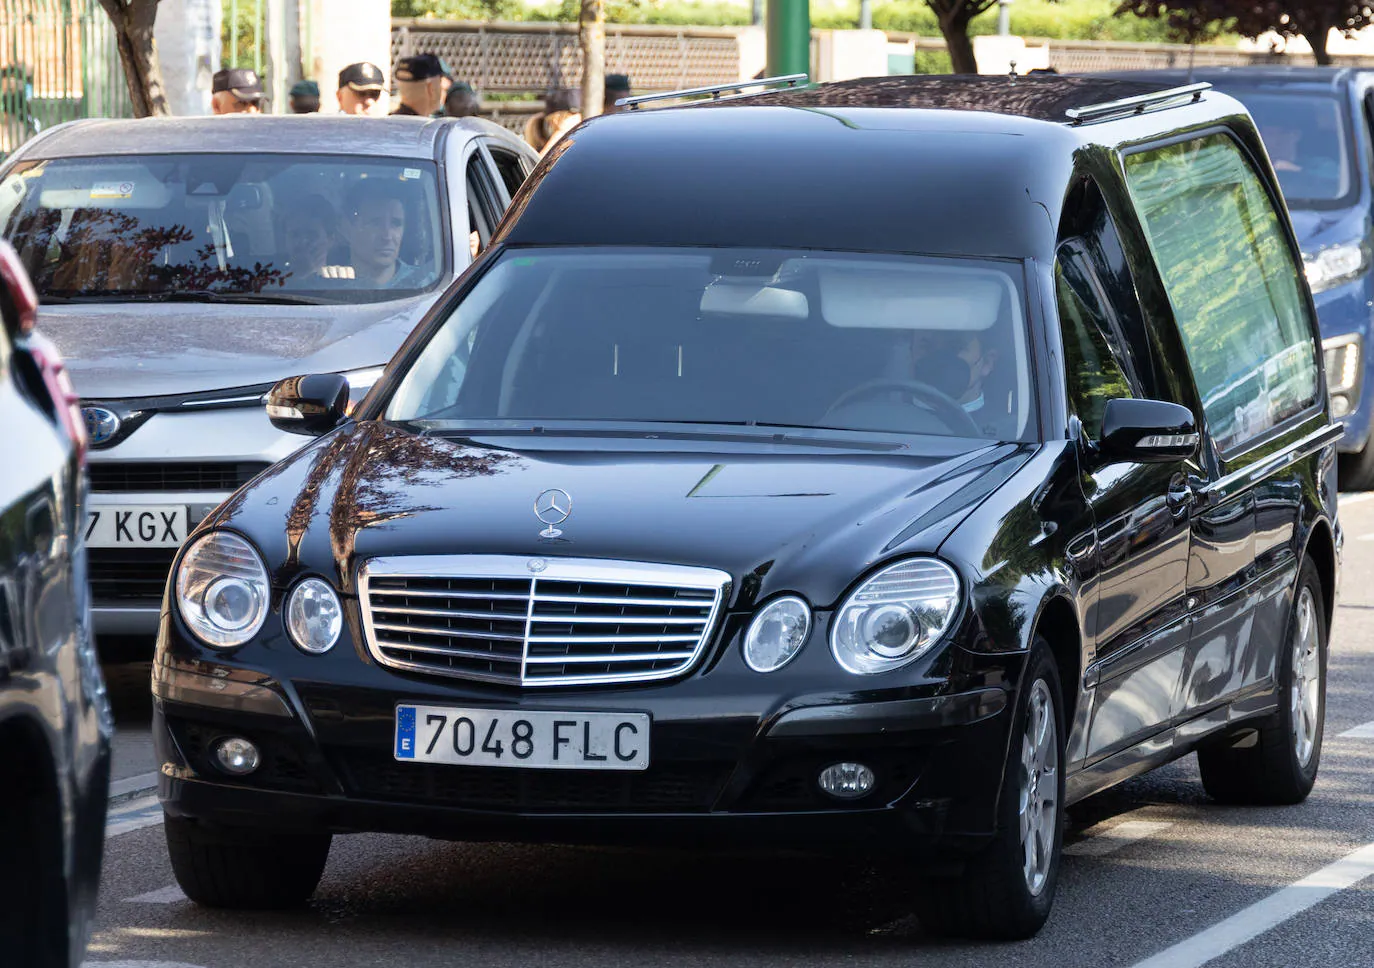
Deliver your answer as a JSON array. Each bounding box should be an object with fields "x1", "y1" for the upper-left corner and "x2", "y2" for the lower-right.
[
  {"x1": 919, "y1": 0, "x2": 1002, "y2": 73},
  {"x1": 1119, "y1": 1, "x2": 1374, "y2": 64}
]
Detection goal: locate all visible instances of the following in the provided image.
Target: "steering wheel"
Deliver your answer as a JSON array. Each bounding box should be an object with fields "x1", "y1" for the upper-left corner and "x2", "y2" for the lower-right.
[{"x1": 825, "y1": 378, "x2": 982, "y2": 437}]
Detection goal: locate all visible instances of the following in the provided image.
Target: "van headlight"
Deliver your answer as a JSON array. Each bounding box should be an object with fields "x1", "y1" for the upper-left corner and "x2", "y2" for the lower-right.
[
  {"x1": 830, "y1": 558, "x2": 960, "y2": 674},
  {"x1": 1304, "y1": 241, "x2": 1368, "y2": 295},
  {"x1": 175, "y1": 531, "x2": 270, "y2": 649}
]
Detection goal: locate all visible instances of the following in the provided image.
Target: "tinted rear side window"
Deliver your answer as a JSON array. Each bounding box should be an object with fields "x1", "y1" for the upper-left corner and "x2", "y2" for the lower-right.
[{"x1": 1124, "y1": 133, "x2": 1318, "y2": 452}]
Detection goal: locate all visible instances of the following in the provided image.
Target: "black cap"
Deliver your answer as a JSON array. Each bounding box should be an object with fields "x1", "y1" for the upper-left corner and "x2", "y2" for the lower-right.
[
  {"x1": 290, "y1": 79, "x2": 320, "y2": 98},
  {"x1": 394, "y1": 53, "x2": 450, "y2": 82},
  {"x1": 606, "y1": 73, "x2": 631, "y2": 93},
  {"x1": 212, "y1": 67, "x2": 263, "y2": 101},
  {"x1": 338, "y1": 61, "x2": 385, "y2": 92}
]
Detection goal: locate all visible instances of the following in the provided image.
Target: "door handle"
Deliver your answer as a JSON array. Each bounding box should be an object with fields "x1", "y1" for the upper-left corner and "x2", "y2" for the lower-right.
[{"x1": 1166, "y1": 477, "x2": 1194, "y2": 513}]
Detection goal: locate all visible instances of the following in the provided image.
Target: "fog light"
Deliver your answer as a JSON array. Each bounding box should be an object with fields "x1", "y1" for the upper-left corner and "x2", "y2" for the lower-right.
[
  {"x1": 213, "y1": 736, "x2": 260, "y2": 775},
  {"x1": 1333, "y1": 393, "x2": 1352, "y2": 418},
  {"x1": 817, "y1": 761, "x2": 875, "y2": 799}
]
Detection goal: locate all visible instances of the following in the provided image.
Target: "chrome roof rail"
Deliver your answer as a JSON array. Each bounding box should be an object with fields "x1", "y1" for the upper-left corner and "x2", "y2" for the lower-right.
[
  {"x1": 618, "y1": 73, "x2": 808, "y2": 110},
  {"x1": 1064, "y1": 81, "x2": 1211, "y2": 125}
]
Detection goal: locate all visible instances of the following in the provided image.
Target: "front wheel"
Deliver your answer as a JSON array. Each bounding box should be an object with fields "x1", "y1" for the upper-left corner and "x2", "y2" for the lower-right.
[
  {"x1": 1197, "y1": 556, "x2": 1326, "y2": 805},
  {"x1": 1338, "y1": 443, "x2": 1374, "y2": 491},
  {"x1": 917, "y1": 638, "x2": 1064, "y2": 940},
  {"x1": 165, "y1": 814, "x2": 331, "y2": 909}
]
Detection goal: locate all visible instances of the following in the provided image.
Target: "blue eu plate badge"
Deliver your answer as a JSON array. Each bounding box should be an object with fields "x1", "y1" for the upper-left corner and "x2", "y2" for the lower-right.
[{"x1": 395, "y1": 706, "x2": 417, "y2": 759}]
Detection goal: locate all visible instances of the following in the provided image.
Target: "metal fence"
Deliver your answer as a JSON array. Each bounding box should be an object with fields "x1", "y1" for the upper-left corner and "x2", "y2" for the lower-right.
[{"x1": 0, "y1": 0, "x2": 131, "y2": 158}]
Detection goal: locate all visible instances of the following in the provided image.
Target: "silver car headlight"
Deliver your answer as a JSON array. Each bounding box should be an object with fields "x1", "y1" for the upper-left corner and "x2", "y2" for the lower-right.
[
  {"x1": 1304, "y1": 241, "x2": 1368, "y2": 295},
  {"x1": 830, "y1": 558, "x2": 960, "y2": 675},
  {"x1": 175, "y1": 531, "x2": 270, "y2": 649}
]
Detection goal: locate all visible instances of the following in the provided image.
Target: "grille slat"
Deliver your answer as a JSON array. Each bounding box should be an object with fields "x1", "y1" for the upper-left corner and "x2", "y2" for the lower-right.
[
  {"x1": 361, "y1": 556, "x2": 729, "y2": 687},
  {"x1": 89, "y1": 461, "x2": 270, "y2": 493},
  {"x1": 89, "y1": 547, "x2": 176, "y2": 603}
]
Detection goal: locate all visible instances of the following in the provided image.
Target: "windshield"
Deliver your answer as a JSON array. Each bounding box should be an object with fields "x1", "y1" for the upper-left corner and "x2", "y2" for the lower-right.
[
  {"x1": 0, "y1": 154, "x2": 446, "y2": 303},
  {"x1": 384, "y1": 247, "x2": 1036, "y2": 443},
  {"x1": 1233, "y1": 91, "x2": 1353, "y2": 207}
]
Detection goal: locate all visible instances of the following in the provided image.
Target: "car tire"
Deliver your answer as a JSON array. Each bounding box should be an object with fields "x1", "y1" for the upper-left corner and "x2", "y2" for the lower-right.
[
  {"x1": 917, "y1": 637, "x2": 1064, "y2": 940},
  {"x1": 1338, "y1": 444, "x2": 1374, "y2": 491},
  {"x1": 165, "y1": 814, "x2": 331, "y2": 909},
  {"x1": 1197, "y1": 556, "x2": 1326, "y2": 806}
]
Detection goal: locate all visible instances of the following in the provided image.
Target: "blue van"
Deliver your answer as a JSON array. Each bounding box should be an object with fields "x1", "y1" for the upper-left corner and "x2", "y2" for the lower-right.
[{"x1": 1106, "y1": 67, "x2": 1374, "y2": 487}]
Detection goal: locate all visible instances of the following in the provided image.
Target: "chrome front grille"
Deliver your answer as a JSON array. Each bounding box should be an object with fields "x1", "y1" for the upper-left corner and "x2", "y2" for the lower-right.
[{"x1": 358, "y1": 556, "x2": 731, "y2": 687}]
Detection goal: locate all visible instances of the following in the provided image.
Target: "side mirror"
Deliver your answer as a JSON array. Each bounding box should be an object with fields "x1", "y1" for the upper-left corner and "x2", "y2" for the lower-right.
[
  {"x1": 1097, "y1": 398, "x2": 1199, "y2": 464},
  {"x1": 265, "y1": 373, "x2": 349, "y2": 436}
]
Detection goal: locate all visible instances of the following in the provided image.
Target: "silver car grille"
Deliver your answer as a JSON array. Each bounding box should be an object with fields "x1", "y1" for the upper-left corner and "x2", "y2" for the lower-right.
[{"x1": 358, "y1": 555, "x2": 731, "y2": 687}]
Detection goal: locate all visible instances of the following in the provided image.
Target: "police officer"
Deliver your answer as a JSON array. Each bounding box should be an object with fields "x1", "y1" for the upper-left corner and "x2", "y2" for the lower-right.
[
  {"x1": 391, "y1": 54, "x2": 449, "y2": 117},
  {"x1": 211, "y1": 68, "x2": 263, "y2": 115},
  {"x1": 337, "y1": 61, "x2": 385, "y2": 116},
  {"x1": 443, "y1": 80, "x2": 480, "y2": 119},
  {"x1": 603, "y1": 73, "x2": 631, "y2": 115},
  {"x1": 289, "y1": 79, "x2": 320, "y2": 114}
]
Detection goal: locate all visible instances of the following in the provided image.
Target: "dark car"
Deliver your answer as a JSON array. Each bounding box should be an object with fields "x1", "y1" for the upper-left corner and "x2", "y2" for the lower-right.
[
  {"x1": 0, "y1": 237, "x2": 111, "y2": 966},
  {"x1": 1100, "y1": 67, "x2": 1374, "y2": 488},
  {"x1": 152, "y1": 76, "x2": 1339, "y2": 939},
  {"x1": 0, "y1": 116, "x2": 536, "y2": 653}
]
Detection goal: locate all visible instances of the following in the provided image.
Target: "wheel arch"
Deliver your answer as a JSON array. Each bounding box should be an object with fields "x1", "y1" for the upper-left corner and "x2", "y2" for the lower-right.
[{"x1": 1302, "y1": 516, "x2": 1337, "y2": 633}]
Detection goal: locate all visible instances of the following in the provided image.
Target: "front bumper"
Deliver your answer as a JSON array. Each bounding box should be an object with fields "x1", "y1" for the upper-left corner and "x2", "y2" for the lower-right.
[{"x1": 154, "y1": 649, "x2": 1019, "y2": 855}]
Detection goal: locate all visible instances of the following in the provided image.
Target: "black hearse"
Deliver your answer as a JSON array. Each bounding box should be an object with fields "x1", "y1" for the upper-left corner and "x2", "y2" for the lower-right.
[{"x1": 152, "y1": 75, "x2": 1340, "y2": 939}]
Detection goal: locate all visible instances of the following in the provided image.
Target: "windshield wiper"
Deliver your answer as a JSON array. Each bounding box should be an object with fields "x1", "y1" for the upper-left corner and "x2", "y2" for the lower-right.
[{"x1": 133, "y1": 290, "x2": 326, "y2": 306}]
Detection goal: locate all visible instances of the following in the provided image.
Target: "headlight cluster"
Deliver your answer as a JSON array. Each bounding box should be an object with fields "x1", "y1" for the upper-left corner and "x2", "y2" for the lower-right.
[
  {"x1": 741, "y1": 557, "x2": 961, "y2": 675},
  {"x1": 176, "y1": 532, "x2": 271, "y2": 649},
  {"x1": 1323, "y1": 333, "x2": 1362, "y2": 419},
  {"x1": 176, "y1": 530, "x2": 343, "y2": 653},
  {"x1": 1304, "y1": 241, "x2": 1368, "y2": 295},
  {"x1": 830, "y1": 559, "x2": 960, "y2": 674}
]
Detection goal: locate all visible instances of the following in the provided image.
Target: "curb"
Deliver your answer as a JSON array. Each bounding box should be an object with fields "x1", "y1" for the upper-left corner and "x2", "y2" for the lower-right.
[{"x1": 108, "y1": 771, "x2": 158, "y2": 805}]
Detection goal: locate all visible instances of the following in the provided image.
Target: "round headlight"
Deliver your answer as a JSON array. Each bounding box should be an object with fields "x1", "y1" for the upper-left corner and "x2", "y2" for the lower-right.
[
  {"x1": 743, "y1": 596, "x2": 811, "y2": 672},
  {"x1": 287, "y1": 577, "x2": 343, "y2": 654},
  {"x1": 175, "y1": 531, "x2": 270, "y2": 649},
  {"x1": 831, "y1": 558, "x2": 960, "y2": 675}
]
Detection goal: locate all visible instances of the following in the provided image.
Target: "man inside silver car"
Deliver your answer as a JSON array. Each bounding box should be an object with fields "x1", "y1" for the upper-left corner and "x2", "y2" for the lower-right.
[{"x1": 336, "y1": 180, "x2": 430, "y2": 289}]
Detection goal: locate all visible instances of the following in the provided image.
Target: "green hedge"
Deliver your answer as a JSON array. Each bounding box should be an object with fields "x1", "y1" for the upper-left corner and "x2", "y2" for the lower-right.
[{"x1": 395, "y1": 0, "x2": 1233, "y2": 44}]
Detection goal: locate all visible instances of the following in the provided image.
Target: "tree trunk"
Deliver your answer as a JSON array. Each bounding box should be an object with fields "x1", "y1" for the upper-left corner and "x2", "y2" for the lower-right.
[
  {"x1": 98, "y1": 0, "x2": 170, "y2": 118},
  {"x1": 1303, "y1": 24, "x2": 1332, "y2": 67},
  {"x1": 579, "y1": 0, "x2": 605, "y2": 120},
  {"x1": 938, "y1": 11, "x2": 979, "y2": 74}
]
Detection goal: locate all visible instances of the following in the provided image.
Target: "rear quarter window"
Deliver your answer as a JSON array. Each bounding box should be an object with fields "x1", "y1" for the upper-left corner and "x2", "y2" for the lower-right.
[{"x1": 1123, "y1": 132, "x2": 1319, "y2": 453}]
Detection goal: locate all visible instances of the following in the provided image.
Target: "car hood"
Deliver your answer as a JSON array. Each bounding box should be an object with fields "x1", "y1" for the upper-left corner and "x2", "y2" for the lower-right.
[
  {"x1": 37, "y1": 296, "x2": 435, "y2": 399},
  {"x1": 214, "y1": 422, "x2": 1036, "y2": 610},
  {"x1": 1287, "y1": 206, "x2": 1367, "y2": 255}
]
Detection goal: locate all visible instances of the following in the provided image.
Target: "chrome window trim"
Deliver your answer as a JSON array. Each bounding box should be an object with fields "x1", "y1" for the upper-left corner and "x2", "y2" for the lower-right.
[
  {"x1": 1200, "y1": 422, "x2": 1343, "y2": 506},
  {"x1": 357, "y1": 554, "x2": 732, "y2": 688}
]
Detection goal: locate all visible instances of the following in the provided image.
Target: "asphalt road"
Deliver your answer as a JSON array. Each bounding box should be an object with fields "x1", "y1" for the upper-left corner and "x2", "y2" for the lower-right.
[{"x1": 84, "y1": 496, "x2": 1374, "y2": 968}]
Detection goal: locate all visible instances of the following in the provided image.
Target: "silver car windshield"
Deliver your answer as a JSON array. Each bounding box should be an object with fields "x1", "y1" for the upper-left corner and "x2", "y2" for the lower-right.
[
  {"x1": 385, "y1": 247, "x2": 1036, "y2": 442},
  {"x1": 0, "y1": 154, "x2": 446, "y2": 303}
]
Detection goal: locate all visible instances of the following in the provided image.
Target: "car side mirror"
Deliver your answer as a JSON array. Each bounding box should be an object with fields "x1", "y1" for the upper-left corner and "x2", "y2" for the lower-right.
[
  {"x1": 1096, "y1": 398, "x2": 1199, "y2": 464},
  {"x1": 265, "y1": 374, "x2": 349, "y2": 436}
]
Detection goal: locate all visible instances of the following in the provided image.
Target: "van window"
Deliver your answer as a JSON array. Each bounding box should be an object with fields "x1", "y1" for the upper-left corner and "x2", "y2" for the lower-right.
[
  {"x1": 1124, "y1": 133, "x2": 1318, "y2": 452},
  {"x1": 1056, "y1": 257, "x2": 1133, "y2": 440}
]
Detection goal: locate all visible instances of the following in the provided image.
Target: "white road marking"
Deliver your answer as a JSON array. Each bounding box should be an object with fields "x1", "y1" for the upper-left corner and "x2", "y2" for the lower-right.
[
  {"x1": 1064, "y1": 820, "x2": 1175, "y2": 857},
  {"x1": 1338, "y1": 720, "x2": 1374, "y2": 739},
  {"x1": 104, "y1": 796, "x2": 163, "y2": 839},
  {"x1": 1128, "y1": 840, "x2": 1374, "y2": 968},
  {"x1": 1339, "y1": 492, "x2": 1374, "y2": 505},
  {"x1": 83, "y1": 962, "x2": 209, "y2": 967},
  {"x1": 1355, "y1": 533, "x2": 1374, "y2": 542},
  {"x1": 124, "y1": 884, "x2": 186, "y2": 904}
]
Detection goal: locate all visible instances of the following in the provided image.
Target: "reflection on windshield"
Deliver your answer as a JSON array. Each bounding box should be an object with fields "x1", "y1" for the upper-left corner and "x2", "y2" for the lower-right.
[
  {"x1": 1238, "y1": 92, "x2": 1351, "y2": 204},
  {"x1": 384, "y1": 247, "x2": 1037, "y2": 443},
  {"x1": 0, "y1": 154, "x2": 446, "y2": 302}
]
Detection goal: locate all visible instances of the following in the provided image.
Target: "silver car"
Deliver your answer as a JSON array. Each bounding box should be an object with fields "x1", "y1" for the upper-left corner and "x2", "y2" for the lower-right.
[{"x1": 0, "y1": 115, "x2": 537, "y2": 647}]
